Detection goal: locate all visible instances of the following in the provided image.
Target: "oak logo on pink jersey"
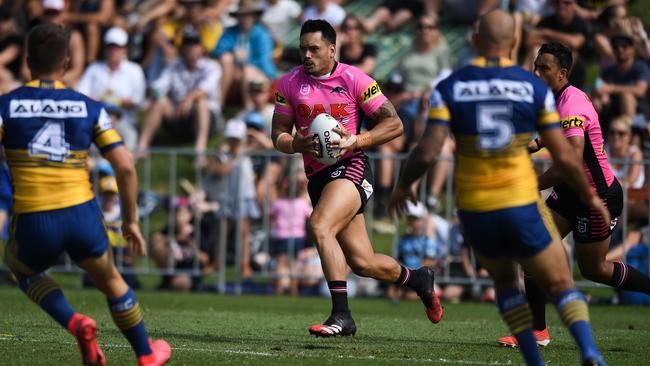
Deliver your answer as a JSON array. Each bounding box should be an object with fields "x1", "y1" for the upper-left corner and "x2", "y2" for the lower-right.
[{"x1": 297, "y1": 103, "x2": 351, "y2": 119}]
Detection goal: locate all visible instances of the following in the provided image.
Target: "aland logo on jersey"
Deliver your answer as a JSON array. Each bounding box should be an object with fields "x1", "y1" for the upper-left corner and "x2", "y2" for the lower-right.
[
  {"x1": 9, "y1": 99, "x2": 88, "y2": 118},
  {"x1": 453, "y1": 79, "x2": 534, "y2": 103}
]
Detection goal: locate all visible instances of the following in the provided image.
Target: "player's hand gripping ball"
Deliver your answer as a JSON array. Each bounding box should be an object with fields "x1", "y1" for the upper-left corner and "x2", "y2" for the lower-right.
[{"x1": 309, "y1": 113, "x2": 342, "y2": 165}]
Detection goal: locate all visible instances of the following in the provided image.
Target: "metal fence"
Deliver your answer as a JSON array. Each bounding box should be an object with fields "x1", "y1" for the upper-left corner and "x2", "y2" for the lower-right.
[{"x1": 41, "y1": 148, "x2": 650, "y2": 294}]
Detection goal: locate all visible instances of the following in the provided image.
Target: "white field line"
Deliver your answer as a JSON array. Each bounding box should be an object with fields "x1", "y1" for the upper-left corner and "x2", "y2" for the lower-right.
[{"x1": 0, "y1": 336, "x2": 516, "y2": 365}]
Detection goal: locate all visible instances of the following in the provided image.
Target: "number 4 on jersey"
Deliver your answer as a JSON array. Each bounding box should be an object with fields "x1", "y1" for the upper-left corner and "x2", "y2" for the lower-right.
[{"x1": 29, "y1": 121, "x2": 70, "y2": 162}]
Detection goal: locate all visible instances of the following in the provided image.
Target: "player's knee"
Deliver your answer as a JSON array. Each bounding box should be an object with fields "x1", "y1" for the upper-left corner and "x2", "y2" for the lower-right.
[
  {"x1": 543, "y1": 277, "x2": 573, "y2": 298},
  {"x1": 220, "y1": 52, "x2": 235, "y2": 65},
  {"x1": 578, "y1": 261, "x2": 609, "y2": 283},
  {"x1": 308, "y1": 217, "x2": 334, "y2": 245},
  {"x1": 347, "y1": 257, "x2": 373, "y2": 277},
  {"x1": 171, "y1": 275, "x2": 192, "y2": 292}
]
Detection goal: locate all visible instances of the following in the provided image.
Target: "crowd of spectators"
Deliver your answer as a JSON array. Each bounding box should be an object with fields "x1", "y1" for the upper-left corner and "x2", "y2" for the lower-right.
[{"x1": 0, "y1": 0, "x2": 649, "y2": 303}]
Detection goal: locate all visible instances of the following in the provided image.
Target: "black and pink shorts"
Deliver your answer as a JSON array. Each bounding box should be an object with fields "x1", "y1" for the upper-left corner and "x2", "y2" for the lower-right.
[
  {"x1": 307, "y1": 154, "x2": 374, "y2": 214},
  {"x1": 546, "y1": 178, "x2": 623, "y2": 243}
]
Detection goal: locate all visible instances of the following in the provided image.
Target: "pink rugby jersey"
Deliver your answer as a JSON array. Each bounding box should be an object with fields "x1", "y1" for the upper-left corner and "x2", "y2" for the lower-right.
[
  {"x1": 557, "y1": 85, "x2": 615, "y2": 191},
  {"x1": 274, "y1": 63, "x2": 387, "y2": 177}
]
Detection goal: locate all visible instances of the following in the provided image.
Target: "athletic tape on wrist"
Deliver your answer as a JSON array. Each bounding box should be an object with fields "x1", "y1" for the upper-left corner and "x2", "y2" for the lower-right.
[
  {"x1": 356, "y1": 132, "x2": 372, "y2": 149},
  {"x1": 275, "y1": 133, "x2": 294, "y2": 154}
]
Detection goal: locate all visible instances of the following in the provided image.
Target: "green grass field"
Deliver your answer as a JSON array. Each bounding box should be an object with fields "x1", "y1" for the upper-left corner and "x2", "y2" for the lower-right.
[{"x1": 0, "y1": 284, "x2": 648, "y2": 366}]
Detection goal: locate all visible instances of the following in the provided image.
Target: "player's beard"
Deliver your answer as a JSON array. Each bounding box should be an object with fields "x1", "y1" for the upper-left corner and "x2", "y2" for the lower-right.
[{"x1": 303, "y1": 60, "x2": 316, "y2": 75}]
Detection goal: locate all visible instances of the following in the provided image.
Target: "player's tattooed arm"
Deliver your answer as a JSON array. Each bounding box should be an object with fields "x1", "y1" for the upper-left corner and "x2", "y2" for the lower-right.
[
  {"x1": 365, "y1": 100, "x2": 403, "y2": 146},
  {"x1": 398, "y1": 123, "x2": 449, "y2": 190},
  {"x1": 370, "y1": 100, "x2": 398, "y2": 121},
  {"x1": 388, "y1": 123, "x2": 448, "y2": 218}
]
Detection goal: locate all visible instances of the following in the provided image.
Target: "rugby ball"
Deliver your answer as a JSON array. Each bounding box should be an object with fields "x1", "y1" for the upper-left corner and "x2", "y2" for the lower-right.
[{"x1": 309, "y1": 113, "x2": 342, "y2": 166}]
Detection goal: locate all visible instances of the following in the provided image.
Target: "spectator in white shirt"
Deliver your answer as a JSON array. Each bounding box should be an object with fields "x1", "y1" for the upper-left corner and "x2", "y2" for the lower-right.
[
  {"x1": 261, "y1": 0, "x2": 302, "y2": 45},
  {"x1": 77, "y1": 27, "x2": 146, "y2": 152},
  {"x1": 138, "y1": 26, "x2": 222, "y2": 165},
  {"x1": 302, "y1": 0, "x2": 346, "y2": 29}
]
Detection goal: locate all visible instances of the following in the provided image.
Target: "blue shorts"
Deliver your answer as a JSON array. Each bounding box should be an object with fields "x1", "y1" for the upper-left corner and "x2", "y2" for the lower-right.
[
  {"x1": 8, "y1": 199, "x2": 109, "y2": 272},
  {"x1": 458, "y1": 201, "x2": 555, "y2": 259},
  {"x1": 0, "y1": 163, "x2": 11, "y2": 213},
  {"x1": 271, "y1": 238, "x2": 305, "y2": 256}
]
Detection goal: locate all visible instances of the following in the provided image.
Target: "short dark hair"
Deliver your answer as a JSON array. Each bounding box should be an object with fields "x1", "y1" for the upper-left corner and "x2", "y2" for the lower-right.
[
  {"x1": 611, "y1": 33, "x2": 634, "y2": 48},
  {"x1": 300, "y1": 19, "x2": 336, "y2": 45},
  {"x1": 27, "y1": 23, "x2": 70, "y2": 76},
  {"x1": 538, "y1": 42, "x2": 573, "y2": 72}
]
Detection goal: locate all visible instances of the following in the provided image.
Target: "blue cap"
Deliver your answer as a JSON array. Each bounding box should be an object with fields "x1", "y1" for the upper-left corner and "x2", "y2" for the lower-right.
[
  {"x1": 103, "y1": 102, "x2": 123, "y2": 117},
  {"x1": 96, "y1": 160, "x2": 115, "y2": 176},
  {"x1": 244, "y1": 111, "x2": 265, "y2": 130}
]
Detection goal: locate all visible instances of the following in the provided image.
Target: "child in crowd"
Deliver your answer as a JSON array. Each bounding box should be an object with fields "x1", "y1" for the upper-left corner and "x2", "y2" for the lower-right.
[
  {"x1": 389, "y1": 200, "x2": 446, "y2": 301},
  {"x1": 269, "y1": 172, "x2": 312, "y2": 294}
]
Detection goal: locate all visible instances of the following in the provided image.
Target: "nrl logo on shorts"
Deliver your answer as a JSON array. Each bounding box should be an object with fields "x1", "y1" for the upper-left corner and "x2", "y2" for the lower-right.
[
  {"x1": 331, "y1": 169, "x2": 342, "y2": 178},
  {"x1": 300, "y1": 83, "x2": 311, "y2": 95},
  {"x1": 577, "y1": 216, "x2": 588, "y2": 234},
  {"x1": 361, "y1": 179, "x2": 373, "y2": 199}
]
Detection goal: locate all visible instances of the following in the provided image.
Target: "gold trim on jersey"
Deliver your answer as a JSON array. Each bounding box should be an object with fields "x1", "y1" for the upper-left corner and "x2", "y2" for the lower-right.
[
  {"x1": 5, "y1": 149, "x2": 88, "y2": 168},
  {"x1": 428, "y1": 106, "x2": 451, "y2": 121},
  {"x1": 537, "y1": 199, "x2": 560, "y2": 240},
  {"x1": 94, "y1": 129, "x2": 123, "y2": 149},
  {"x1": 9, "y1": 166, "x2": 94, "y2": 213},
  {"x1": 25, "y1": 80, "x2": 67, "y2": 89},
  {"x1": 539, "y1": 111, "x2": 560, "y2": 125},
  {"x1": 455, "y1": 153, "x2": 539, "y2": 211},
  {"x1": 454, "y1": 133, "x2": 533, "y2": 158},
  {"x1": 471, "y1": 57, "x2": 515, "y2": 68}
]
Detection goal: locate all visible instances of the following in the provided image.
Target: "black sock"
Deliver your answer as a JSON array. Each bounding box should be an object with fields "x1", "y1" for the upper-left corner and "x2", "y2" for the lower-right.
[
  {"x1": 328, "y1": 281, "x2": 349, "y2": 313},
  {"x1": 611, "y1": 262, "x2": 650, "y2": 295},
  {"x1": 395, "y1": 266, "x2": 424, "y2": 290},
  {"x1": 524, "y1": 274, "x2": 547, "y2": 331}
]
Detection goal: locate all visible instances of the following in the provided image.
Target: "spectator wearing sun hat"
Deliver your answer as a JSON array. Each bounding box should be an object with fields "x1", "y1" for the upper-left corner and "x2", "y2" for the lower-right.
[
  {"x1": 77, "y1": 27, "x2": 146, "y2": 152},
  {"x1": 213, "y1": 0, "x2": 275, "y2": 108}
]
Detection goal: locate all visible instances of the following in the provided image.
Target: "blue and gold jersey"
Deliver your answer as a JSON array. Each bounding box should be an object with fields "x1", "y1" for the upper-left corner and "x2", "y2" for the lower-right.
[
  {"x1": 0, "y1": 80, "x2": 123, "y2": 213},
  {"x1": 428, "y1": 58, "x2": 560, "y2": 211}
]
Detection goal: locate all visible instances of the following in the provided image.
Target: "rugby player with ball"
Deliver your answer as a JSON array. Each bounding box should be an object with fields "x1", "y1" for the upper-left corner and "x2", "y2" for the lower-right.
[{"x1": 272, "y1": 19, "x2": 443, "y2": 337}]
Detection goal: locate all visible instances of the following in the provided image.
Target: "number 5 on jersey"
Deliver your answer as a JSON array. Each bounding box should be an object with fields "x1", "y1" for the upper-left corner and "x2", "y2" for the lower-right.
[{"x1": 477, "y1": 103, "x2": 514, "y2": 150}]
